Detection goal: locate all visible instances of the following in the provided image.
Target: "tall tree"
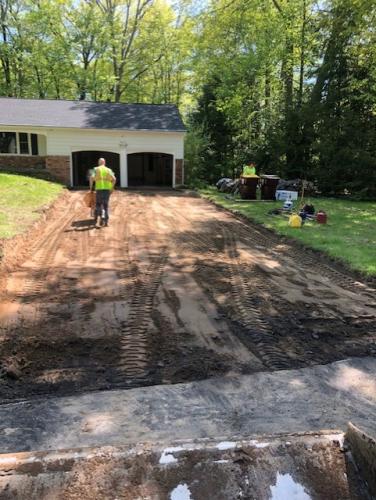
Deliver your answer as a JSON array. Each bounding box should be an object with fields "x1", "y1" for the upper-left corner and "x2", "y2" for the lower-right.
[
  {"x1": 0, "y1": 0, "x2": 12, "y2": 95},
  {"x1": 94, "y1": 0, "x2": 154, "y2": 102}
]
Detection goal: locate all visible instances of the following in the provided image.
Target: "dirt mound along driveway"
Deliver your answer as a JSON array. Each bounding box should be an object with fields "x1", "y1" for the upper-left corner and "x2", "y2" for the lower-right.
[
  {"x1": 0, "y1": 432, "x2": 369, "y2": 500},
  {"x1": 0, "y1": 190, "x2": 375, "y2": 402}
]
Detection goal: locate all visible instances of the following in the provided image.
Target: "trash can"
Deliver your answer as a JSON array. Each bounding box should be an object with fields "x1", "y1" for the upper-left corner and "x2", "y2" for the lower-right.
[
  {"x1": 260, "y1": 175, "x2": 280, "y2": 200},
  {"x1": 239, "y1": 175, "x2": 259, "y2": 200}
]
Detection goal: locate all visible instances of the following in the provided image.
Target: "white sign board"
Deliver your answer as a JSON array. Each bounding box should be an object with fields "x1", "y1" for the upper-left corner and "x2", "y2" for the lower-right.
[{"x1": 275, "y1": 190, "x2": 298, "y2": 201}]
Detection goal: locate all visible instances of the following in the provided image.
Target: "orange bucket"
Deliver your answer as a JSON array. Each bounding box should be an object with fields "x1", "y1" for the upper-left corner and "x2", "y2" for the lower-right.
[{"x1": 83, "y1": 191, "x2": 96, "y2": 208}]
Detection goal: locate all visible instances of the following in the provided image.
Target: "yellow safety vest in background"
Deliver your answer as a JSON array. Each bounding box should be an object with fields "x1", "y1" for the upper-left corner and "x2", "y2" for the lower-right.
[
  {"x1": 94, "y1": 166, "x2": 114, "y2": 190},
  {"x1": 243, "y1": 165, "x2": 256, "y2": 176}
]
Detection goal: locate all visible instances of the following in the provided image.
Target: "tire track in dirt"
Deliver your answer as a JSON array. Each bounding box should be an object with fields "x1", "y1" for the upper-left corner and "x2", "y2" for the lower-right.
[
  {"x1": 114, "y1": 194, "x2": 168, "y2": 383},
  {"x1": 1, "y1": 193, "x2": 168, "y2": 398},
  {"x1": 193, "y1": 199, "x2": 375, "y2": 316},
  {"x1": 187, "y1": 195, "x2": 374, "y2": 300},
  {"x1": 221, "y1": 227, "x2": 291, "y2": 369},
  {"x1": 113, "y1": 193, "x2": 141, "y2": 300},
  {"x1": 117, "y1": 250, "x2": 167, "y2": 380},
  {"x1": 159, "y1": 196, "x2": 375, "y2": 369},
  {"x1": 0, "y1": 196, "x2": 79, "y2": 341},
  {"x1": 153, "y1": 197, "x2": 283, "y2": 369},
  {"x1": 154, "y1": 198, "x2": 291, "y2": 367},
  {"x1": 234, "y1": 222, "x2": 376, "y2": 327},
  {"x1": 139, "y1": 195, "x2": 263, "y2": 380},
  {"x1": 229, "y1": 213, "x2": 375, "y2": 299},
  {"x1": 220, "y1": 219, "x2": 375, "y2": 366},
  {"x1": 16, "y1": 197, "x2": 78, "y2": 302}
]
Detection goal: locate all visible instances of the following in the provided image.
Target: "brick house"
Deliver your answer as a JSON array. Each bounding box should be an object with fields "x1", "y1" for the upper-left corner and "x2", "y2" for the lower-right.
[{"x1": 0, "y1": 98, "x2": 186, "y2": 187}]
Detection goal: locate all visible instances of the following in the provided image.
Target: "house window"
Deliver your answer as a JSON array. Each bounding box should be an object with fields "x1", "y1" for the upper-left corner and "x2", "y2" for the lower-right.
[
  {"x1": 19, "y1": 133, "x2": 29, "y2": 154},
  {"x1": 31, "y1": 134, "x2": 38, "y2": 155},
  {"x1": 0, "y1": 132, "x2": 39, "y2": 155},
  {"x1": 0, "y1": 132, "x2": 17, "y2": 154}
]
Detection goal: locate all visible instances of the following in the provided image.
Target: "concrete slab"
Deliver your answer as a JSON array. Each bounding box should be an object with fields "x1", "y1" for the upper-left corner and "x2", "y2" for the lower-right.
[
  {"x1": 0, "y1": 432, "x2": 368, "y2": 500},
  {"x1": 0, "y1": 357, "x2": 375, "y2": 454}
]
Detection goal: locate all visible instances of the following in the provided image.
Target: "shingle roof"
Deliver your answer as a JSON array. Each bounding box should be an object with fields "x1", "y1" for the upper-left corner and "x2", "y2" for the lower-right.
[{"x1": 0, "y1": 98, "x2": 186, "y2": 132}]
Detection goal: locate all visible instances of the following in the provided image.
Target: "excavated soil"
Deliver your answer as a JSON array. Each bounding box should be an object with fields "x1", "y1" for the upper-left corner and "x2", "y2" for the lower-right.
[
  {"x1": 0, "y1": 433, "x2": 369, "y2": 500},
  {"x1": 0, "y1": 190, "x2": 375, "y2": 402}
]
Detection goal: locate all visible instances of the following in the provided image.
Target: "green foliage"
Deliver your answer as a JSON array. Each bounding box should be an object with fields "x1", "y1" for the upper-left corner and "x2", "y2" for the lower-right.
[
  {"x1": 0, "y1": 0, "x2": 194, "y2": 104},
  {"x1": 191, "y1": 79, "x2": 236, "y2": 181},
  {"x1": 184, "y1": 123, "x2": 210, "y2": 186},
  {"x1": 190, "y1": 0, "x2": 376, "y2": 198},
  {"x1": 307, "y1": 0, "x2": 376, "y2": 197}
]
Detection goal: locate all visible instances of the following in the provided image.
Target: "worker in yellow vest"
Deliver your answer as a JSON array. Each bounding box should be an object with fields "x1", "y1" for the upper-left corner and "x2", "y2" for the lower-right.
[
  {"x1": 89, "y1": 158, "x2": 116, "y2": 227},
  {"x1": 242, "y1": 162, "x2": 256, "y2": 176}
]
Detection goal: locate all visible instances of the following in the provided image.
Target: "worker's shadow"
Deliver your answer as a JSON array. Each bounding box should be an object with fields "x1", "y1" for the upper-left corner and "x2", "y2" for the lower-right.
[{"x1": 67, "y1": 219, "x2": 96, "y2": 232}]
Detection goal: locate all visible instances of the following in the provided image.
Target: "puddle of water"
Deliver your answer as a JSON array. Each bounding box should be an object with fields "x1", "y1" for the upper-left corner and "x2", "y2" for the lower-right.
[
  {"x1": 216, "y1": 441, "x2": 236, "y2": 450},
  {"x1": 270, "y1": 473, "x2": 311, "y2": 500},
  {"x1": 249, "y1": 440, "x2": 270, "y2": 449},
  {"x1": 170, "y1": 483, "x2": 192, "y2": 500},
  {"x1": 159, "y1": 452, "x2": 178, "y2": 465},
  {"x1": 159, "y1": 447, "x2": 184, "y2": 465}
]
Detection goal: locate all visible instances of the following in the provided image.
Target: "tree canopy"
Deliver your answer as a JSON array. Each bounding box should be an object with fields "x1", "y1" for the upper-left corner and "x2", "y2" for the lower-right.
[{"x1": 1, "y1": 0, "x2": 375, "y2": 196}]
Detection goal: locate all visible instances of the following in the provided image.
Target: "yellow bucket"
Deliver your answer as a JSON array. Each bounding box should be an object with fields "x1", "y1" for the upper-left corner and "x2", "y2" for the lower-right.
[{"x1": 289, "y1": 214, "x2": 302, "y2": 228}]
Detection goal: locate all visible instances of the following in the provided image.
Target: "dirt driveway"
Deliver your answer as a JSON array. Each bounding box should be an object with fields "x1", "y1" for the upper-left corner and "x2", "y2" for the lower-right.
[{"x1": 0, "y1": 190, "x2": 375, "y2": 402}]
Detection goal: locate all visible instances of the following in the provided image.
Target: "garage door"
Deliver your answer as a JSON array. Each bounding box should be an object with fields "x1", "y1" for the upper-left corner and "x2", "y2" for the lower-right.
[
  {"x1": 72, "y1": 151, "x2": 120, "y2": 187},
  {"x1": 128, "y1": 153, "x2": 173, "y2": 187}
]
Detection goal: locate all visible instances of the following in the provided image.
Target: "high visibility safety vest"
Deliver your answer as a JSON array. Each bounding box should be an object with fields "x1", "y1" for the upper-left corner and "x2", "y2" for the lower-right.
[
  {"x1": 93, "y1": 166, "x2": 115, "y2": 190},
  {"x1": 243, "y1": 165, "x2": 256, "y2": 176}
]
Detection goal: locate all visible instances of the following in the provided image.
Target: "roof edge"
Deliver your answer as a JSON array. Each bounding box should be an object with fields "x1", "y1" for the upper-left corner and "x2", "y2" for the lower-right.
[
  {"x1": 0, "y1": 96, "x2": 181, "y2": 108},
  {"x1": 0, "y1": 123, "x2": 186, "y2": 133}
]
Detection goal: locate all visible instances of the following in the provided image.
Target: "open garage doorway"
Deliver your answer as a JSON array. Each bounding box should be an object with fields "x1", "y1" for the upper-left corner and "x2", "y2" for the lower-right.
[
  {"x1": 128, "y1": 153, "x2": 173, "y2": 187},
  {"x1": 72, "y1": 151, "x2": 120, "y2": 187}
]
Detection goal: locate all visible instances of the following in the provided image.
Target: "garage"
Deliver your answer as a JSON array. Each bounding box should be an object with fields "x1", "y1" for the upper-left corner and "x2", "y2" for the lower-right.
[
  {"x1": 72, "y1": 151, "x2": 120, "y2": 187},
  {"x1": 0, "y1": 99, "x2": 185, "y2": 187},
  {"x1": 128, "y1": 153, "x2": 173, "y2": 187}
]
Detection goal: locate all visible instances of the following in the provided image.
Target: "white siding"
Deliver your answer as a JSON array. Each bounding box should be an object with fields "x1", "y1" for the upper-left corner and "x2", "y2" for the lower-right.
[
  {"x1": 125, "y1": 131, "x2": 184, "y2": 158},
  {"x1": 46, "y1": 128, "x2": 184, "y2": 187},
  {"x1": 0, "y1": 125, "x2": 185, "y2": 187},
  {"x1": 46, "y1": 128, "x2": 184, "y2": 158}
]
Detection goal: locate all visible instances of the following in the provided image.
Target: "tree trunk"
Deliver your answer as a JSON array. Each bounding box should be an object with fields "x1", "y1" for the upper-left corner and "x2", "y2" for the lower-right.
[
  {"x1": 34, "y1": 65, "x2": 45, "y2": 98},
  {"x1": 298, "y1": 0, "x2": 307, "y2": 109},
  {"x1": 281, "y1": 34, "x2": 294, "y2": 168},
  {"x1": 282, "y1": 37, "x2": 294, "y2": 116},
  {"x1": 0, "y1": 3, "x2": 12, "y2": 96}
]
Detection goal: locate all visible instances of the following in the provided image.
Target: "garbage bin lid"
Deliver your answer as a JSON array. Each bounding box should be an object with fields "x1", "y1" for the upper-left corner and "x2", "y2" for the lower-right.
[{"x1": 261, "y1": 175, "x2": 280, "y2": 179}]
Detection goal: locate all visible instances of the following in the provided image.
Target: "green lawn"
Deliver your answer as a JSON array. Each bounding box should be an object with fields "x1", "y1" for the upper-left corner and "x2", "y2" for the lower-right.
[
  {"x1": 200, "y1": 186, "x2": 376, "y2": 277},
  {"x1": 0, "y1": 173, "x2": 63, "y2": 239}
]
